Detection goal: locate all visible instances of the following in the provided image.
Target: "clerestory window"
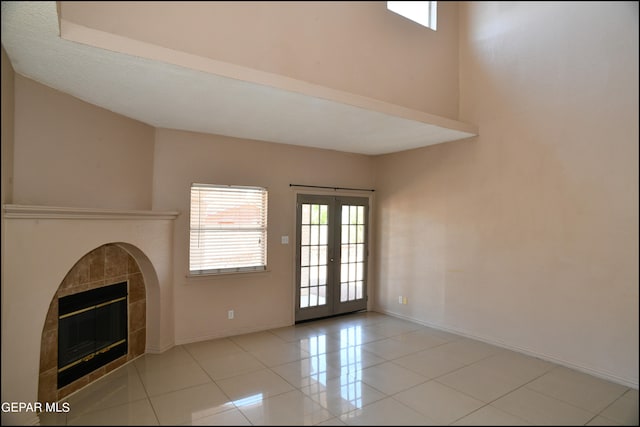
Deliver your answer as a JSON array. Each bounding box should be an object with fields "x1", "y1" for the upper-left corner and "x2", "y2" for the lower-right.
[{"x1": 387, "y1": 1, "x2": 437, "y2": 31}]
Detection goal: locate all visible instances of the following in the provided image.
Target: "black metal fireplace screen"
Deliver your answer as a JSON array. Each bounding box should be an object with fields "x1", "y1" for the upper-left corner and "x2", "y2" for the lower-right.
[{"x1": 58, "y1": 281, "x2": 128, "y2": 388}]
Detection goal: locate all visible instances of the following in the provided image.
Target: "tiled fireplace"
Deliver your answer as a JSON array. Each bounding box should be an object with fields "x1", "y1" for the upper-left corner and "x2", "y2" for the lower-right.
[
  {"x1": 2, "y1": 205, "x2": 178, "y2": 426},
  {"x1": 38, "y1": 244, "x2": 147, "y2": 402}
]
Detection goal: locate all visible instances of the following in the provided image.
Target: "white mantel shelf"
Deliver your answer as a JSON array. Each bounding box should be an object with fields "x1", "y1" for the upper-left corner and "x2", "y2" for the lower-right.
[{"x1": 3, "y1": 204, "x2": 180, "y2": 220}]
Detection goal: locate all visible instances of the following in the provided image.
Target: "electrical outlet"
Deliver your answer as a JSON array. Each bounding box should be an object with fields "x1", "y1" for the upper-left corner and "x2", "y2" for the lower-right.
[
  {"x1": 228, "y1": 310, "x2": 234, "y2": 320},
  {"x1": 398, "y1": 296, "x2": 403, "y2": 304},
  {"x1": 403, "y1": 297, "x2": 408, "y2": 305}
]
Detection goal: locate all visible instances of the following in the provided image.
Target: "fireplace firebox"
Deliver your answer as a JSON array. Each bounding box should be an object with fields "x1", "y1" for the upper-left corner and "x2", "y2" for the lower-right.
[{"x1": 57, "y1": 281, "x2": 128, "y2": 388}]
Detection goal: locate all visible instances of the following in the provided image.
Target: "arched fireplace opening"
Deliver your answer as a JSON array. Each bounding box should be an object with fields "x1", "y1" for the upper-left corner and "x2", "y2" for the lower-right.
[{"x1": 38, "y1": 244, "x2": 147, "y2": 403}]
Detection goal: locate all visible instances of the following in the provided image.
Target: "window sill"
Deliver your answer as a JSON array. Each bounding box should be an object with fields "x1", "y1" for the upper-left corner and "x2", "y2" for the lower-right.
[{"x1": 186, "y1": 269, "x2": 271, "y2": 281}]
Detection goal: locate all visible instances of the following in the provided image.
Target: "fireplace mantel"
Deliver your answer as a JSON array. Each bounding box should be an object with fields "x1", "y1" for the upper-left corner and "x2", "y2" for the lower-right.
[
  {"x1": 2, "y1": 203, "x2": 178, "y2": 425},
  {"x1": 3, "y1": 204, "x2": 180, "y2": 220}
]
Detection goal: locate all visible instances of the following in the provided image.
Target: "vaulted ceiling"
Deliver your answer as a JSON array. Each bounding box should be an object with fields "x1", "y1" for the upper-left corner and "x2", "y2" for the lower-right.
[{"x1": 1, "y1": 1, "x2": 477, "y2": 155}]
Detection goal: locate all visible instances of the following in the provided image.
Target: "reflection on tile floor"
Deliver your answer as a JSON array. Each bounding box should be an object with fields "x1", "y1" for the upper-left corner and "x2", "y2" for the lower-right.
[{"x1": 40, "y1": 312, "x2": 639, "y2": 426}]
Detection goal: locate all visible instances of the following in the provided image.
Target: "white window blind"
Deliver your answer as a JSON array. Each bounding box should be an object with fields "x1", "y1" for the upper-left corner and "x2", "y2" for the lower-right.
[{"x1": 190, "y1": 184, "x2": 268, "y2": 275}]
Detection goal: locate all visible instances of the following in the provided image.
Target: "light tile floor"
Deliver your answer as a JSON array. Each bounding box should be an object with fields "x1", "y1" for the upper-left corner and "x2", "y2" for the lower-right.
[{"x1": 39, "y1": 312, "x2": 638, "y2": 426}]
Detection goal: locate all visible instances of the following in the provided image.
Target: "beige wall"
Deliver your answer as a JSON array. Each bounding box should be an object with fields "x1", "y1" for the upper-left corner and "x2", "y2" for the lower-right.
[
  {"x1": 374, "y1": 1, "x2": 638, "y2": 386},
  {"x1": 1, "y1": 45, "x2": 16, "y2": 380},
  {"x1": 60, "y1": 1, "x2": 460, "y2": 118},
  {"x1": 13, "y1": 76, "x2": 155, "y2": 210},
  {"x1": 2, "y1": 46, "x2": 14, "y2": 205},
  {"x1": 152, "y1": 128, "x2": 375, "y2": 343}
]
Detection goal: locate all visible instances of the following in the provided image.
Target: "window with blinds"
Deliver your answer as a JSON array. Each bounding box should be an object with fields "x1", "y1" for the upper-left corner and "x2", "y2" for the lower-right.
[{"x1": 189, "y1": 184, "x2": 268, "y2": 275}]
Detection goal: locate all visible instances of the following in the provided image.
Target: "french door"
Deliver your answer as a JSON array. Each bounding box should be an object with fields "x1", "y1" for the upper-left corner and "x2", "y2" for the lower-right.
[{"x1": 295, "y1": 194, "x2": 369, "y2": 322}]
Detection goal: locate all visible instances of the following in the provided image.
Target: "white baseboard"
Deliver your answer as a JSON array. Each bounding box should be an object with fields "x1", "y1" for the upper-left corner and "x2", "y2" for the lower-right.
[
  {"x1": 145, "y1": 342, "x2": 175, "y2": 354},
  {"x1": 174, "y1": 320, "x2": 293, "y2": 346}
]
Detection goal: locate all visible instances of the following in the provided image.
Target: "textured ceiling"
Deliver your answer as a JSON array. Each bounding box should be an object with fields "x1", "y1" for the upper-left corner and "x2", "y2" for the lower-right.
[{"x1": 1, "y1": 1, "x2": 477, "y2": 155}]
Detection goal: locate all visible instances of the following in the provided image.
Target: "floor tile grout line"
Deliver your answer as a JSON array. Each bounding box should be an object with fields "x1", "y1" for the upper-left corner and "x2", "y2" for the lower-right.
[
  {"x1": 516, "y1": 366, "x2": 631, "y2": 418},
  {"x1": 182, "y1": 342, "x2": 240, "y2": 406},
  {"x1": 434, "y1": 365, "x2": 557, "y2": 409},
  {"x1": 134, "y1": 352, "x2": 179, "y2": 426},
  {"x1": 182, "y1": 340, "x2": 281, "y2": 425},
  {"x1": 471, "y1": 377, "x2": 603, "y2": 425},
  {"x1": 143, "y1": 344, "x2": 256, "y2": 425},
  {"x1": 445, "y1": 401, "x2": 530, "y2": 426},
  {"x1": 584, "y1": 386, "x2": 634, "y2": 424},
  {"x1": 61, "y1": 363, "x2": 157, "y2": 425}
]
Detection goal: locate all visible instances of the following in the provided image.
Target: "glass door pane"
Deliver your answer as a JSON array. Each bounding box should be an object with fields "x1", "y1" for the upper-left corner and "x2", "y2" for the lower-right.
[
  {"x1": 296, "y1": 195, "x2": 334, "y2": 321},
  {"x1": 299, "y1": 203, "x2": 329, "y2": 308},
  {"x1": 296, "y1": 194, "x2": 368, "y2": 322},
  {"x1": 335, "y1": 198, "x2": 368, "y2": 314}
]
